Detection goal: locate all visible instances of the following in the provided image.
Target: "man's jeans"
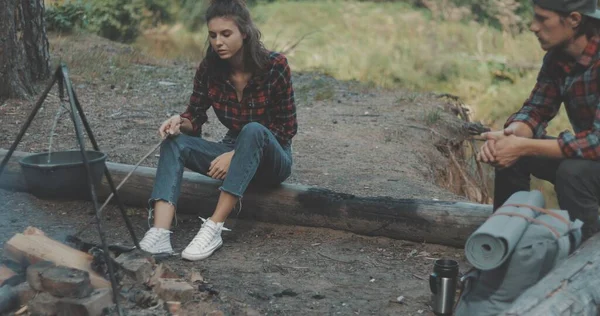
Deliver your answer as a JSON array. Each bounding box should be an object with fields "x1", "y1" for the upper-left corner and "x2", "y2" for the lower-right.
[
  {"x1": 150, "y1": 122, "x2": 292, "y2": 209},
  {"x1": 494, "y1": 157, "x2": 600, "y2": 240}
]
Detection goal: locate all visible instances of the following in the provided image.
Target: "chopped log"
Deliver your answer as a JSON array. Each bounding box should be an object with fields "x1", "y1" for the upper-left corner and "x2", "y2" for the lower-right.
[
  {"x1": 166, "y1": 301, "x2": 181, "y2": 315},
  {"x1": 4, "y1": 229, "x2": 110, "y2": 289},
  {"x1": 26, "y1": 261, "x2": 55, "y2": 291},
  {"x1": 0, "y1": 149, "x2": 493, "y2": 247},
  {"x1": 40, "y1": 266, "x2": 93, "y2": 298},
  {"x1": 14, "y1": 282, "x2": 36, "y2": 306},
  {"x1": 23, "y1": 226, "x2": 45, "y2": 236},
  {"x1": 0, "y1": 265, "x2": 16, "y2": 286},
  {"x1": 154, "y1": 279, "x2": 194, "y2": 303},
  {"x1": 147, "y1": 263, "x2": 178, "y2": 288},
  {"x1": 57, "y1": 288, "x2": 113, "y2": 316},
  {"x1": 115, "y1": 252, "x2": 154, "y2": 284},
  {"x1": 500, "y1": 233, "x2": 600, "y2": 315},
  {"x1": 28, "y1": 292, "x2": 59, "y2": 316}
]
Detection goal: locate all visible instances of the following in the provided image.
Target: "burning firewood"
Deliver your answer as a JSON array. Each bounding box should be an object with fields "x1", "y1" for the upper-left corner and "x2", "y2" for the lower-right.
[{"x1": 4, "y1": 227, "x2": 110, "y2": 288}]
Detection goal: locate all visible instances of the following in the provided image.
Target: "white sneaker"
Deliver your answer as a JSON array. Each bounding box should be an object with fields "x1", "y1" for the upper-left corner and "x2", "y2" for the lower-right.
[
  {"x1": 139, "y1": 227, "x2": 174, "y2": 254},
  {"x1": 181, "y1": 217, "x2": 229, "y2": 261}
]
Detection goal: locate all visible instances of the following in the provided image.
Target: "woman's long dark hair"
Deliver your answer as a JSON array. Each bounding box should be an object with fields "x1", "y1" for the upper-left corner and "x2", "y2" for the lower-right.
[{"x1": 204, "y1": 0, "x2": 270, "y2": 76}]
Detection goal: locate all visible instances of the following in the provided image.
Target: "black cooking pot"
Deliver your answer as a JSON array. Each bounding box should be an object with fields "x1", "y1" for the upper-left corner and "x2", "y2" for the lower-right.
[{"x1": 19, "y1": 150, "x2": 107, "y2": 199}]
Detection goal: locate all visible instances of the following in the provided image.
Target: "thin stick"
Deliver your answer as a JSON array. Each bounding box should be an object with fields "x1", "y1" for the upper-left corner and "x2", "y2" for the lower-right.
[
  {"x1": 98, "y1": 140, "x2": 163, "y2": 213},
  {"x1": 73, "y1": 140, "x2": 163, "y2": 237},
  {"x1": 412, "y1": 273, "x2": 426, "y2": 280},
  {"x1": 469, "y1": 136, "x2": 487, "y2": 141},
  {"x1": 281, "y1": 31, "x2": 318, "y2": 55},
  {"x1": 317, "y1": 252, "x2": 355, "y2": 264}
]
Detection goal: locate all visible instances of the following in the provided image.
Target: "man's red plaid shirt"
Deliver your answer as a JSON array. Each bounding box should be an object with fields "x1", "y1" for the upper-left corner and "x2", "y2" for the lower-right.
[{"x1": 506, "y1": 36, "x2": 600, "y2": 159}]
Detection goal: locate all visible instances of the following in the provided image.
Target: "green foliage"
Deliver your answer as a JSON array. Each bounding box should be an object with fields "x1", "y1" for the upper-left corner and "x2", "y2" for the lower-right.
[
  {"x1": 139, "y1": 0, "x2": 174, "y2": 28},
  {"x1": 45, "y1": 1, "x2": 90, "y2": 33},
  {"x1": 357, "y1": 0, "x2": 534, "y2": 33},
  {"x1": 397, "y1": 92, "x2": 421, "y2": 103},
  {"x1": 45, "y1": 0, "x2": 174, "y2": 42},
  {"x1": 46, "y1": 0, "x2": 536, "y2": 38},
  {"x1": 175, "y1": 0, "x2": 292, "y2": 31},
  {"x1": 176, "y1": 0, "x2": 208, "y2": 31},
  {"x1": 424, "y1": 108, "x2": 442, "y2": 126},
  {"x1": 456, "y1": 0, "x2": 533, "y2": 33},
  {"x1": 85, "y1": 0, "x2": 143, "y2": 42}
]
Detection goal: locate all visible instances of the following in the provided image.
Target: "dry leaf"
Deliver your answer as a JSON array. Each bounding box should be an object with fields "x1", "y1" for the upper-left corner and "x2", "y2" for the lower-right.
[{"x1": 190, "y1": 269, "x2": 203, "y2": 283}]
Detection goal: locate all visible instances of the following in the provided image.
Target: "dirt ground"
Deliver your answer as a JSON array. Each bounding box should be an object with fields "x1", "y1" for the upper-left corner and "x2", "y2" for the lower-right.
[{"x1": 0, "y1": 35, "x2": 478, "y2": 315}]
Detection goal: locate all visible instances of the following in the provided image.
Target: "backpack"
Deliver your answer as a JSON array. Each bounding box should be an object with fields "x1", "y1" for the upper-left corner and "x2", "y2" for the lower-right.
[{"x1": 455, "y1": 191, "x2": 582, "y2": 316}]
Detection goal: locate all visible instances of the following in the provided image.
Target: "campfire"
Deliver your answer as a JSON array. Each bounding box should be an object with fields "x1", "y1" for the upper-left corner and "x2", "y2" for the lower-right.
[{"x1": 0, "y1": 226, "x2": 201, "y2": 315}]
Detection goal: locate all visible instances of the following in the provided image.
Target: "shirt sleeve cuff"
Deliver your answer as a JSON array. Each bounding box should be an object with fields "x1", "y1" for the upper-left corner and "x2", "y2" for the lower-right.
[
  {"x1": 180, "y1": 112, "x2": 201, "y2": 136},
  {"x1": 505, "y1": 116, "x2": 545, "y2": 138},
  {"x1": 557, "y1": 130, "x2": 576, "y2": 158}
]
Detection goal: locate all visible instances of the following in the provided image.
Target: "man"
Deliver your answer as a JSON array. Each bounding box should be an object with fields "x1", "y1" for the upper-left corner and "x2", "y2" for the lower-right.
[{"x1": 478, "y1": 0, "x2": 600, "y2": 240}]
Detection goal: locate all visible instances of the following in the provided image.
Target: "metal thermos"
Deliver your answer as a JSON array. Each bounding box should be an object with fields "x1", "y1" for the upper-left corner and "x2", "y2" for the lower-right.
[{"x1": 429, "y1": 259, "x2": 459, "y2": 316}]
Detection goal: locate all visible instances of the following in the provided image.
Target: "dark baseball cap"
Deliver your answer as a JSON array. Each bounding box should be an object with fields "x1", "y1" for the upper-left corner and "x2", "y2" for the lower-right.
[{"x1": 533, "y1": 0, "x2": 600, "y2": 19}]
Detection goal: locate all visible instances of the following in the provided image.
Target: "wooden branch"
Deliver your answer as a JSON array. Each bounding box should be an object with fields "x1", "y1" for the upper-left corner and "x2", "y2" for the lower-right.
[
  {"x1": 500, "y1": 233, "x2": 600, "y2": 315},
  {"x1": 463, "y1": 122, "x2": 491, "y2": 136},
  {"x1": 0, "y1": 149, "x2": 493, "y2": 247}
]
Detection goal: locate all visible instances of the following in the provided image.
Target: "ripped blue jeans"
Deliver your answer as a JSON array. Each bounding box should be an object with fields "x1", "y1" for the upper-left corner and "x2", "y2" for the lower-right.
[{"x1": 149, "y1": 122, "x2": 292, "y2": 209}]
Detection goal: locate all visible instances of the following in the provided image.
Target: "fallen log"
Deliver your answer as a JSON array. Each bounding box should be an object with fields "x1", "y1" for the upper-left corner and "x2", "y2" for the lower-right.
[
  {"x1": 500, "y1": 233, "x2": 600, "y2": 316},
  {"x1": 0, "y1": 149, "x2": 492, "y2": 247}
]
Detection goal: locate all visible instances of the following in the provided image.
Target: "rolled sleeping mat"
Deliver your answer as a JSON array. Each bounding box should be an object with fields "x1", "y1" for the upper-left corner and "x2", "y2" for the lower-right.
[{"x1": 465, "y1": 190, "x2": 545, "y2": 270}]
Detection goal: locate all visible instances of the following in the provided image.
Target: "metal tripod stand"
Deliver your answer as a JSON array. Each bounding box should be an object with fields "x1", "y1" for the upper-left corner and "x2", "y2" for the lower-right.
[{"x1": 0, "y1": 64, "x2": 142, "y2": 315}]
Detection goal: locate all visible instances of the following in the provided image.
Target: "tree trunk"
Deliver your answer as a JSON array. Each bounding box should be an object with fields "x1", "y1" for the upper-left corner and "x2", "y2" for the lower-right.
[
  {"x1": 500, "y1": 233, "x2": 600, "y2": 316},
  {"x1": 22, "y1": 0, "x2": 51, "y2": 81},
  {"x1": 0, "y1": 149, "x2": 492, "y2": 247},
  {"x1": 0, "y1": 0, "x2": 50, "y2": 101}
]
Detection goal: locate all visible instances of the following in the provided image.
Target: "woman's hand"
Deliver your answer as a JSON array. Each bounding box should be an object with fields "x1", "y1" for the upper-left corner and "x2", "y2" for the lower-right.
[
  {"x1": 208, "y1": 151, "x2": 235, "y2": 180},
  {"x1": 159, "y1": 115, "x2": 183, "y2": 138}
]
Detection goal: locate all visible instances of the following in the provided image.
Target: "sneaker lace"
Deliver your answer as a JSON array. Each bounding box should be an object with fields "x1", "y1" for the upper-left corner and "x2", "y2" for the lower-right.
[
  {"x1": 189, "y1": 217, "x2": 230, "y2": 248},
  {"x1": 200, "y1": 217, "x2": 232, "y2": 231}
]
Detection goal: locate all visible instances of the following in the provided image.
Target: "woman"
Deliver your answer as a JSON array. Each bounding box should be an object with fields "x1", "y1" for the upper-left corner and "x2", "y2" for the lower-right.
[{"x1": 139, "y1": 0, "x2": 297, "y2": 261}]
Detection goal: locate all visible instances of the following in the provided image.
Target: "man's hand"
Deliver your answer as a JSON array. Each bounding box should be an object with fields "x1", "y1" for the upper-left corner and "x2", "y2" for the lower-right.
[
  {"x1": 477, "y1": 128, "x2": 515, "y2": 164},
  {"x1": 481, "y1": 127, "x2": 515, "y2": 140},
  {"x1": 477, "y1": 139, "x2": 497, "y2": 163},
  {"x1": 159, "y1": 115, "x2": 183, "y2": 139},
  {"x1": 208, "y1": 151, "x2": 235, "y2": 180},
  {"x1": 491, "y1": 134, "x2": 525, "y2": 168}
]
